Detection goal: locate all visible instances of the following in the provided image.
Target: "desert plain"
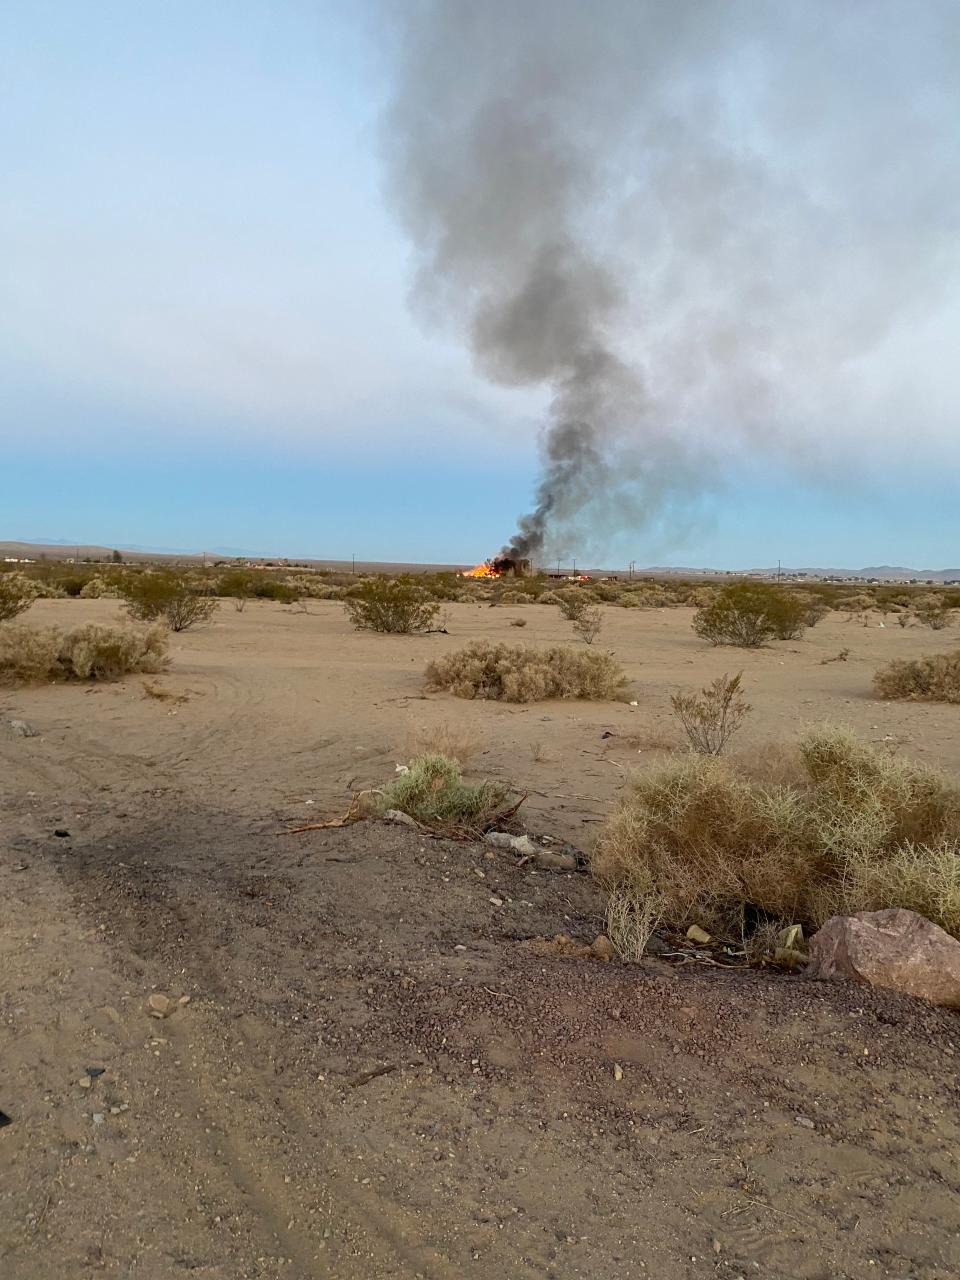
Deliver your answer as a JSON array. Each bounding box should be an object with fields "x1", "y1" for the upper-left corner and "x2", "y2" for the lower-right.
[{"x1": 2, "y1": 596, "x2": 959, "y2": 1279}]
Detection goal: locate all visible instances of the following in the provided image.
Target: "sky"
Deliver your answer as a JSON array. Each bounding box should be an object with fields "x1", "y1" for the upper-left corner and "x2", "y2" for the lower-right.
[{"x1": 2, "y1": 0, "x2": 959, "y2": 570}]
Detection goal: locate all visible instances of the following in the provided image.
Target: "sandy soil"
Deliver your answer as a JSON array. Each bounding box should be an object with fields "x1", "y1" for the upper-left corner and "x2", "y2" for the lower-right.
[{"x1": 2, "y1": 598, "x2": 959, "y2": 1279}]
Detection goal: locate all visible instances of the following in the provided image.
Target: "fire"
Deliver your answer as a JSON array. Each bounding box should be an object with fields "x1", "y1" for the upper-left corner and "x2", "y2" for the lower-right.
[{"x1": 463, "y1": 561, "x2": 500, "y2": 578}]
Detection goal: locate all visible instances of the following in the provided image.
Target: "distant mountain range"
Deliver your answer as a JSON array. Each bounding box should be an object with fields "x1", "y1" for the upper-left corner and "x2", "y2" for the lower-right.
[{"x1": 3, "y1": 540, "x2": 959, "y2": 581}]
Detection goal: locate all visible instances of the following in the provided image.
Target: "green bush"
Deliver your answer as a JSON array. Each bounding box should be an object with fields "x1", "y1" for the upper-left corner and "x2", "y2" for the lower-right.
[
  {"x1": 343, "y1": 579, "x2": 442, "y2": 634},
  {"x1": 425, "y1": 641, "x2": 629, "y2": 702},
  {"x1": 874, "y1": 651, "x2": 960, "y2": 704},
  {"x1": 592, "y1": 727, "x2": 960, "y2": 939},
  {"x1": 252, "y1": 578, "x2": 299, "y2": 604},
  {"x1": 380, "y1": 753, "x2": 510, "y2": 833},
  {"x1": 119, "y1": 571, "x2": 219, "y2": 631},
  {"x1": 693, "y1": 581, "x2": 811, "y2": 647},
  {"x1": 217, "y1": 570, "x2": 256, "y2": 611}
]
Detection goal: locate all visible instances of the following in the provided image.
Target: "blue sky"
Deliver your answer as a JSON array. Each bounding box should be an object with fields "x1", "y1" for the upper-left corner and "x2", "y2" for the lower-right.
[{"x1": 2, "y1": 1, "x2": 959, "y2": 569}]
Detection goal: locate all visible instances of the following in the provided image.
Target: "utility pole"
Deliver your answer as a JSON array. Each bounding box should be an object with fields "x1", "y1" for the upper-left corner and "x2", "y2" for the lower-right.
[
  {"x1": 556, "y1": 559, "x2": 561, "y2": 576},
  {"x1": 573, "y1": 557, "x2": 577, "y2": 576},
  {"x1": 629, "y1": 559, "x2": 635, "y2": 580},
  {"x1": 352, "y1": 554, "x2": 356, "y2": 574}
]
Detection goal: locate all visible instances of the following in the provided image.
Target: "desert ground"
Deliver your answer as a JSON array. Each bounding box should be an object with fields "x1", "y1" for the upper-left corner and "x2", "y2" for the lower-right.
[{"x1": 2, "y1": 597, "x2": 959, "y2": 1279}]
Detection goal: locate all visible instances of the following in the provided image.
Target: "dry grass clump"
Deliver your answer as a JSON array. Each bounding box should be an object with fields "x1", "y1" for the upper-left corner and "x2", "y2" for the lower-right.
[
  {"x1": 406, "y1": 721, "x2": 482, "y2": 765},
  {"x1": 380, "y1": 753, "x2": 510, "y2": 834},
  {"x1": 0, "y1": 622, "x2": 169, "y2": 684},
  {"x1": 425, "y1": 641, "x2": 629, "y2": 702},
  {"x1": 873, "y1": 651, "x2": 960, "y2": 704},
  {"x1": 592, "y1": 727, "x2": 960, "y2": 939}
]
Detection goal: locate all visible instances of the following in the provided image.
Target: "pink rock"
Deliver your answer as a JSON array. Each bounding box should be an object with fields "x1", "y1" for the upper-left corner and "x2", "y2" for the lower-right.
[{"x1": 807, "y1": 909, "x2": 960, "y2": 1008}]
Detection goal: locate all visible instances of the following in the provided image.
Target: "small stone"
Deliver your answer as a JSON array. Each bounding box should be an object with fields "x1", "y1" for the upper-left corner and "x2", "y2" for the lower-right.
[
  {"x1": 489, "y1": 896, "x2": 504, "y2": 907},
  {"x1": 795, "y1": 1115, "x2": 815, "y2": 1129},
  {"x1": 453, "y1": 944, "x2": 467, "y2": 952},
  {"x1": 92, "y1": 1113, "x2": 105, "y2": 1126},
  {"x1": 590, "y1": 934, "x2": 615, "y2": 961},
  {"x1": 7, "y1": 719, "x2": 38, "y2": 738},
  {"x1": 78, "y1": 1077, "x2": 93, "y2": 1089},
  {"x1": 178, "y1": 995, "x2": 191, "y2": 1005},
  {"x1": 382, "y1": 809, "x2": 417, "y2": 827},
  {"x1": 147, "y1": 993, "x2": 174, "y2": 1018},
  {"x1": 686, "y1": 924, "x2": 711, "y2": 945},
  {"x1": 613, "y1": 1063, "x2": 624, "y2": 1082}
]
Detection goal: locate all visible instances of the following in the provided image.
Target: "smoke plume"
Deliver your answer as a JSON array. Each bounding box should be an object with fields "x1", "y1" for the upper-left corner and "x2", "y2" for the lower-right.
[{"x1": 382, "y1": 1, "x2": 960, "y2": 563}]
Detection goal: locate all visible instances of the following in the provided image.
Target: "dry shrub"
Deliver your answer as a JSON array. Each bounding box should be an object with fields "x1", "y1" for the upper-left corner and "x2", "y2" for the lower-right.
[
  {"x1": 693, "y1": 582, "x2": 811, "y2": 647},
  {"x1": 670, "y1": 671, "x2": 750, "y2": 755},
  {"x1": 509, "y1": 617, "x2": 528, "y2": 627},
  {"x1": 553, "y1": 589, "x2": 594, "y2": 621},
  {"x1": 605, "y1": 885, "x2": 665, "y2": 960},
  {"x1": 380, "y1": 753, "x2": 509, "y2": 833},
  {"x1": 914, "y1": 595, "x2": 953, "y2": 630},
  {"x1": 343, "y1": 579, "x2": 441, "y2": 634},
  {"x1": 120, "y1": 571, "x2": 218, "y2": 631},
  {"x1": 59, "y1": 623, "x2": 169, "y2": 679},
  {"x1": 874, "y1": 651, "x2": 960, "y2": 704},
  {"x1": 0, "y1": 574, "x2": 37, "y2": 621},
  {"x1": 0, "y1": 624, "x2": 63, "y2": 682},
  {"x1": 425, "y1": 641, "x2": 629, "y2": 702},
  {"x1": 572, "y1": 605, "x2": 603, "y2": 644},
  {"x1": 79, "y1": 575, "x2": 121, "y2": 599},
  {"x1": 592, "y1": 727, "x2": 960, "y2": 939},
  {"x1": 0, "y1": 622, "x2": 169, "y2": 683},
  {"x1": 406, "y1": 721, "x2": 482, "y2": 765}
]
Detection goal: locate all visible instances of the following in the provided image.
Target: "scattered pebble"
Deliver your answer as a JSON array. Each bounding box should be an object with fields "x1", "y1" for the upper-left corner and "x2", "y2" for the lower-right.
[{"x1": 148, "y1": 993, "x2": 174, "y2": 1018}]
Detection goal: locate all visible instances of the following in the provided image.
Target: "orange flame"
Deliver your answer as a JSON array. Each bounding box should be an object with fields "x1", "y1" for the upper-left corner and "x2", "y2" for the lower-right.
[{"x1": 463, "y1": 561, "x2": 499, "y2": 578}]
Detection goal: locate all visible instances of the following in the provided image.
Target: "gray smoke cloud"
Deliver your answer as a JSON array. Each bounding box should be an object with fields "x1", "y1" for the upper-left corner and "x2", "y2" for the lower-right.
[{"x1": 381, "y1": 1, "x2": 960, "y2": 563}]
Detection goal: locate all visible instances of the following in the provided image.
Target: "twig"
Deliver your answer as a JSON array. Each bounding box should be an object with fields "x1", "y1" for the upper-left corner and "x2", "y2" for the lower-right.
[{"x1": 348, "y1": 1064, "x2": 398, "y2": 1088}]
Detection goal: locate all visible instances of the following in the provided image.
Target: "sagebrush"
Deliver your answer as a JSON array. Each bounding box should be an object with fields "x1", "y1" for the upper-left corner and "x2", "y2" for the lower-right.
[
  {"x1": 874, "y1": 651, "x2": 960, "y2": 704},
  {"x1": 425, "y1": 641, "x2": 629, "y2": 702},
  {"x1": 592, "y1": 727, "x2": 960, "y2": 939},
  {"x1": 0, "y1": 623, "x2": 169, "y2": 684}
]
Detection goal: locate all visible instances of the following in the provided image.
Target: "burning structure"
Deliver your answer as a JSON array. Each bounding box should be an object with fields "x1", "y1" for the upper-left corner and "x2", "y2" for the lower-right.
[{"x1": 463, "y1": 556, "x2": 531, "y2": 579}]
